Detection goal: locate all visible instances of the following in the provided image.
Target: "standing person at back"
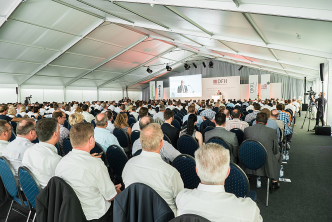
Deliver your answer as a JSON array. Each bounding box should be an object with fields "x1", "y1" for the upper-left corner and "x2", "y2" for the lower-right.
[
  {"x1": 176, "y1": 143, "x2": 262, "y2": 222},
  {"x1": 122, "y1": 123, "x2": 184, "y2": 216}
]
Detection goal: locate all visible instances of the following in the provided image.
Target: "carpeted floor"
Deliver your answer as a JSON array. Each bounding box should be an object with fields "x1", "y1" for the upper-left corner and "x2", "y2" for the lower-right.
[{"x1": 1, "y1": 115, "x2": 332, "y2": 222}]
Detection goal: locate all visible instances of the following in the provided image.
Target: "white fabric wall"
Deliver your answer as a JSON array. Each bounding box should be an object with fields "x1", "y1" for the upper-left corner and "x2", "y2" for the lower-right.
[{"x1": 0, "y1": 85, "x2": 18, "y2": 103}]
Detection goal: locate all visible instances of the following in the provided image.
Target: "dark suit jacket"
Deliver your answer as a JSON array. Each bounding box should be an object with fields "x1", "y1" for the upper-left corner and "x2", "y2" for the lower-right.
[
  {"x1": 243, "y1": 123, "x2": 281, "y2": 180},
  {"x1": 161, "y1": 123, "x2": 180, "y2": 149},
  {"x1": 177, "y1": 85, "x2": 188, "y2": 93},
  {"x1": 204, "y1": 127, "x2": 239, "y2": 163}
]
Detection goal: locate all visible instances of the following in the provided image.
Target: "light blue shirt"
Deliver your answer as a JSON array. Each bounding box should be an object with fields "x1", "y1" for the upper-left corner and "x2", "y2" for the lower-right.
[
  {"x1": 94, "y1": 127, "x2": 122, "y2": 152},
  {"x1": 114, "y1": 107, "x2": 121, "y2": 114},
  {"x1": 183, "y1": 114, "x2": 203, "y2": 128},
  {"x1": 226, "y1": 103, "x2": 235, "y2": 108},
  {"x1": 253, "y1": 119, "x2": 280, "y2": 142}
]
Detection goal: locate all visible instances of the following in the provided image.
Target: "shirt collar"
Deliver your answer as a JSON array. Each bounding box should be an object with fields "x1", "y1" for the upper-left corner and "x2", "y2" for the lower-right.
[
  {"x1": 16, "y1": 136, "x2": 32, "y2": 143},
  {"x1": 141, "y1": 150, "x2": 162, "y2": 159},
  {"x1": 197, "y1": 183, "x2": 225, "y2": 193},
  {"x1": 39, "y1": 142, "x2": 58, "y2": 154},
  {"x1": 94, "y1": 127, "x2": 109, "y2": 133},
  {"x1": 0, "y1": 140, "x2": 9, "y2": 145},
  {"x1": 72, "y1": 149, "x2": 91, "y2": 156}
]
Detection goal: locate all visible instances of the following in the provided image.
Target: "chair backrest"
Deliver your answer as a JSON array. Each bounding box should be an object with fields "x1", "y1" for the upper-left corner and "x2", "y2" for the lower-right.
[
  {"x1": 249, "y1": 119, "x2": 255, "y2": 126},
  {"x1": 18, "y1": 166, "x2": 42, "y2": 209},
  {"x1": 91, "y1": 120, "x2": 96, "y2": 128},
  {"x1": 285, "y1": 109, "x2": 293, "y2": 118},
  {"x1": 177, "y1": 135, "x2": 199, "y2": 157},
  {"x1": 106, "y1": 145, "x2": 128, "y2": 178},
  {"x1": 128, "y1": 117, "x2": 136, "y2": 126},
  {"x1": 90, "y1": 142, "x2": 108, "y2": 166},
  {"x1": 238, "y1": 140, "x2": 267, "y2": 170},
  {"x1": 9, "y1": 131, "x2": 16, "y2": 142},
  {"x1": 202, "y1": 126, "x2": 215, "y2": 138},
  {"x1": 155, "y1": 107, "x2": 159, "y2": 113},
  {"x1": 133, "y1": 149, "x2": 142, "y2": 156},
  {"x1": 248, "y1": 109, "x2": 253, "y2": 113},
  {"x1": 230, "y1": 128, "x2": 244, "y2": 145},
  {"x1": 130, "y1": 130, "x2": 140, "y2": 144},
  {"x1": 174, "y1": 116, "x2": 182, "y2": 125},
  {"x1": 172, "y1": 154, "x2": 200, "y2": 189},
  {"x1": 54, "y1": 143, "x2": 62, "y2": 156},
  {"x1": 163, "y1": 134, "x2": 172, "y2": 144},
  {"x1": 173, "y1": 109, "x2": 179, "y2": 114},
  {"x1": 207, "y1": 137, "x2": 230, "y2": 150},
  {"x1": 172, "y1": 119, "x2": 181, "y2": 130},
  {"x1": 224, "y1": 163, "x2": 250, "y2": 198},
  {"x1": 169, "y1": 214, "x2": 211, "y2": 222},
  {"x1": 63, "y1": 139, "x2": 73, "y2": 155},
  {"x1": 177, "y1": 113, "x2": 184, "y2": 118},
  {"x1": 0, "y1": 157, "x2": 26, "y2": 206},
  {"x1": 64, "y1": 119, "x2": 69, "y2": 129},
  {"x1": 113, "y1": 128, "x2": 130, "y2": 148}
]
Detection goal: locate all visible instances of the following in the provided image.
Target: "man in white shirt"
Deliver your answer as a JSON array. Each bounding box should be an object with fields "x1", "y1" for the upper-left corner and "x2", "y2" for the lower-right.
[
  {"x1": 176, "y1": 143, "x2": 263, "y2": 222},
  {"x1": 285, "y1": 99, "x2": 296, "y2": 115},
  {"x1": 22, "y1": 118, "x2": 62, "y2": 188},
  {"x1": 129, "y1": 106, "x2": 139, "y2": 121},
  {"x1": 52, "y1": 111, "x2": 69, "y2": 149},
  {"x1": 225, "y1": 109, "x2": 249, "y2": 131},
  {"x1": 94, "y1": 113, "x2": 122, "y2": 152},
  {"x1": 2, "y1": 119, "x2": 37, "y2": 175},
  {"x1": 147, "y1": 105, "x2": 156, "y2": 116},
  {"x1": 82, "y1": 104, "x2": 95, "y2": 123},
  {"x1": 153, "y1": 105, "x2": 165, "y2": 122},
  {"x1": 132, "y1": 107, "x2": 149, "y2": 131},
  {"x1": 55, "y1": 122, "x2": 121, "y2": 221},
  {"x1": 122, "y1": 123, "x2": 184, "y2": 216},
  {"x1": 0, "y1": 120, "x2": 11, "y2": 156},
  {"x1": 105, "y1": 111, "x2": 115, "y2": 133}
]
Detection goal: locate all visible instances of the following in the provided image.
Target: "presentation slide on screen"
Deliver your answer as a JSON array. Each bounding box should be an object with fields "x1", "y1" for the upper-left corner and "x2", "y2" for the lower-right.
[{"x1": 169, "y1": 74, "x2": 202, "y2": 98}]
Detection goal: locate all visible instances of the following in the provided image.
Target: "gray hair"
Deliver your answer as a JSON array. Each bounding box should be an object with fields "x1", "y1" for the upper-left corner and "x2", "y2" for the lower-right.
[
  {"x1": 95, "y1": 113, "x2": 108, "y2": 126},
  {"x1": 140, "y1": 123, "x2": 163, "y2": 152},
  {"x1": 16, "y1": 119, "x2": 36, "y2": 136},
  {"x1": 0, "y1": 120, "x2": 8, "y2": 135},
  {"x1": 139, "y1": 116, "x2": 154, "y2": 130},
  {"x1": 195, "y1": 143, "x2": 230, "y2": 185}
]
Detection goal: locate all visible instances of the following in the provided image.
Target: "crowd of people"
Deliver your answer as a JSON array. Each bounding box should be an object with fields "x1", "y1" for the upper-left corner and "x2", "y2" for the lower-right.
[{"x1": 0, "y1": 97, "x2": 301, "y2": 222}]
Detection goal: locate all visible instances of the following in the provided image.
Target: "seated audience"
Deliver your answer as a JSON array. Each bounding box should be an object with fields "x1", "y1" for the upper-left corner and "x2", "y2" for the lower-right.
[
  {"x1": 132, "y1": 107, "x2": 148, "y2": 131},
  {"x1": 105, "y1": 110, "x2": 115, "y2": 133},
  {"x1": 225, "y1": 109, "x2": 249, "y2": 131},
  {"x1": 270, "y1": 110, "x2": 285, "y2": 141},
  {"x1": 3, "y1": 119, "x2": 37, "y2": 175},
  {"x1": 199, "y1": 104, "x2": 216, "y2": 121},
  {"x1": 132, "y1": 116, "x2": 180, "y2": 163},
  {"x1": 82, "y1": 104, "x2": 95, "y2": 123},
  {"x1": 245, "y1": 103, "x2": 261, "y2": 123},
  {"x1": 0, "y1": 104, "x2": 21, "y2": 122},
  {"x1": 0, "y1": 120, "x2": 11, "y2": 156},
  {"x1": 253, "y1": 109, "x2": 280, "y2": 142},
  {"x1": 7, "y1": 106, "x2": 17, "y2": 118},
  {"x1": 176, "y1": 143, "x2": 263, "y2": 222},
  {"x1": 22, "y1": 118, "x2": 62, "y2": 188},
  {"x1": 243, "y1": 113, "x2": 281, "y2": 189},
  {"x1": 55, "y1": 122, "x2": 121, "y2": 221},
  {"x1": 148, "y1": 105, "x2": 156, "y2": 115},
  {"x1": 52, "y1": 111, "x2": 69, "y2": 148},
  {"x1": 180, "y1": 114, "x2": 203, "y2": 147},
  {"x1": 161, "y1": 110, "x2": 180, "y2": 149},
  {"x1": 94, "y1": 113, "x2": 122, "y2": 152},
  {"x1": 276, "y1": 104, "x2": 292, "y2": 148},
  {"x1": 129, "y1": 106, "x2": 139, "y2": 121},
  {"x1": 153, "y1": 105, "x2": 165, "y2": 122},
  {"x1": 114, "y1": 113, "x2": 132, "y2": 139},
  {"x1": 123, "y1": 123, "x2": 184, "y2": 216},
  {"x1": 33, "y1": 106, "x2": 41, "y2": 119},
  {"x1": 205, "y1": 113, "x2": 239, "y2": 163},
  {"x1": 183, "y1": 105, "x2": 203, "y2": 128}
]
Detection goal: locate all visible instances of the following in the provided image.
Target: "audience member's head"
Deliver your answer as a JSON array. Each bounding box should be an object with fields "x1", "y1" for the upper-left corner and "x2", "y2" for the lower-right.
[
  {"x1": 138, "y1": 107, "x2": 149, "y2": 118},
  {"x1": 139, "y1": 116, "x2": 154, "y2": 130},
  {"x1": 0, "y1": 120, "x2": 12, "y2": 141},
  {"x1": 33, "y1": 106, "x2": 39, "y2": 114},
  {"x1": 16, "y1": 119, "x2": 37, "y2": 141},
  {"x1": 231, "y1": 109, "x2": 241, "y2": 119},
  {"x1": 256, "y1": 112, "x2": 268, "y2": 125},
  {"x1": 253, "y1": 103, "x2": 261, "y2": 111},
  {"x1": 69, "y1": 122, "x2": 95, "y2": 151},
  {"x1": 35, "y1": 118, "x2": 59, "y2": 145},
  {"x1": 75, "y1": 107, "x2": 83, "y2": 113},
  {"x1": 120, "y1": 104, "x2": 126, "y2": 111},
  {"x1": 0, "y1": 105, "x2": 8, "y2": 114},
  {"x1": 214, "y1": 113, "x2": 226, "y2": 126},
  {"x1": 260, "y1": 108, "x2": 271, "y2": 118},
  {"x1": 8, "y1": 106, "x2": 16, "y2": 116},
  {"x1": 114, "y1": 113, "x2": 128, "y2": 128},
  {"x1": 223, "y1": 109, "x2": 230, "y2": 118},
  {"x1": 276, "y1": 103, "x2": 283, "y2": 111},
  {"x1": 188, "y1": 106, "x2": 195, "y2": 114},
  {"x1": 68, "y1": 113, "x2": 84, "y2": 126},
  {"x1": 159, "y1": 105, "x2": 165, "y2": 111},
  {"x1": 140, "y1": 123, "x2": 163, "y2": 153},
  {"x1": 95, "y1": 113, "x2": 108, "y2": 128},
  {"x1": 195, "y1": 143, "x2": 230, "y2": 185},
  {"x1": 82, "y1": 104, "x2": 89, "y2": 112},
  {"x1": 270, "y1": 110, "x2": 279, "y2": 119},
  {"x1": 164, "y1": 110, "x2": 174, "y2": 122},
  {"x1": 186, "y1": 114, "x2": 197, "y2": 136},
  {"x1": 52, "y1": 111, "x2": 66, "y2": 125},
  {"x1": 218, "y1": 106, "x2": 226, "y2": 114},
  {"x1": 106, "y1": 110, "x2": 113, "y2": 121}
]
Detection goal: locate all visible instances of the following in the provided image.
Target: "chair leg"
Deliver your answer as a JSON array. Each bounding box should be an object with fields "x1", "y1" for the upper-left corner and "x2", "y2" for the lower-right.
[
  {"x1": 266, "y1": 178, "x2": 270, "y2": 207},
  {"x1": 32, "y1": 212, "x2": 37, "y2": 222},
  {"x1": 26, "y1": 210, "x2": 31, "y2": 222},
  {"x1": 5, "y1": 200, "x2": 14, "y2": 222}
]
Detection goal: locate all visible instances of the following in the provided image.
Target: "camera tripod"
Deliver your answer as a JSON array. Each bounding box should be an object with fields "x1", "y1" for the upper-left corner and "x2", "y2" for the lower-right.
[{"x1": 301, "y1": 102, "x2": 315, "y2": 131}]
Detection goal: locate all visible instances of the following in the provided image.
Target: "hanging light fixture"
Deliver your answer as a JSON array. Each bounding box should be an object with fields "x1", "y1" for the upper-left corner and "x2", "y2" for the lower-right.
[
  {"x1": 146, "y1": 67, "x2": 153, "y2": 73},
  {"x1": 202, "y1": 61, "x2": 206, "y2": 68},
  {"x1": 193, "y1": 62, "x2": 197, "y2": 68},
  {"x1": 184, "y1": 63, "x2": 190, "y2": 70},
  {"x1": 209, "y1": 61, "x2": 214, "y2": 68},
  {"x1": 166, "y1": 64, "x2": 172, "y2": 71}
]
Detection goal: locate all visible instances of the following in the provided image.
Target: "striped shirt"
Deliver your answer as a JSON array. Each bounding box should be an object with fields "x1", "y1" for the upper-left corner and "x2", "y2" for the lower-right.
[
  {"x1": 225, "y1": 119, "x2": 249, "y2": 131},
  {"x1": 277, "y1": 110, "x2": 292, "y2": 135}
]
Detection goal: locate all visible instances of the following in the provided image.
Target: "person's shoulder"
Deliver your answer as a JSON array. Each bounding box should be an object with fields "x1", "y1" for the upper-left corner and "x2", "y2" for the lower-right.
[{"x1": 177, "y1": 188, "x2": 194, "y2": 200}]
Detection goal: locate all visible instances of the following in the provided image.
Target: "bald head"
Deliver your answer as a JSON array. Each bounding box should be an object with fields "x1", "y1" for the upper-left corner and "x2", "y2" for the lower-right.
[
  {"x1": 139, "y1": 116, "x2": 154, "y2": 130},
  {"x1": 140, "y1": 123, "x2": 163, "y2": 152},
  {"x1": 95, "y1": 113, "x2": 108, "y2": 127},
  {"x1": 223, "y1": 109, "x2": 230, "y2": 118},
  {"x1": 271, "y1": 110, "x2": 279, "y2": 119}
]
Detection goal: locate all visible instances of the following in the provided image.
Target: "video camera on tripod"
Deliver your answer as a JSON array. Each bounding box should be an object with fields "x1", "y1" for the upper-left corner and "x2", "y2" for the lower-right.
[{"x1": 304, "y1": 87, "x2": 315, "y2": 97}]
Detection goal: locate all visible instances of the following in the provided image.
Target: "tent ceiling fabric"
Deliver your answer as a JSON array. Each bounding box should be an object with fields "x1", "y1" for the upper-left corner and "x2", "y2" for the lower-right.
[{"x1": 0, "y1": 0, "x2": 330, "y2": 91}]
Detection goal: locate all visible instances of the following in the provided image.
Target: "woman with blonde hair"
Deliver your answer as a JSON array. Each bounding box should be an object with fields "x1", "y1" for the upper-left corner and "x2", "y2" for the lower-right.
[
  {"x1": 19, "y1": 105, "x2": 26, "y2": 117},
  {"x1": 75, "y1": 107, "x2": 83, "y2": 113},
  {"x1": 8, "y1": 106, "x2": 17, "y2": 118},
  {"x1": 114, "y1": 113, "x2": 132, "y2": 139},
  {"x1": 68, "y1": 112, "x2": 84, "y2": 126}
]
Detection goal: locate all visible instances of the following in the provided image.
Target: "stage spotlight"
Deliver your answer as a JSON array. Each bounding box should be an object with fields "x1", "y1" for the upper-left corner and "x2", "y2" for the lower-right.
[
  {"x1": 202, "y1": 61, "x2": 206, "y2": 68},
  {"x1": 184, "y1": 63, "x2": 190, "y2": 70},
  {"x1": 146, "y1": 67, "x2": 153, "y2": 74},
  {"x1": 238, "y1": 65, "x2": 243, "y2": 71},
  {"x1": 166, "y1": 64, "x2": 172, "y2": 71},
  {"x1": 193, "y1": 62, "x2": 197, "y2": 68},
  {"x1": 209, "y1": 61, "x2": 213, "y2": 68}
]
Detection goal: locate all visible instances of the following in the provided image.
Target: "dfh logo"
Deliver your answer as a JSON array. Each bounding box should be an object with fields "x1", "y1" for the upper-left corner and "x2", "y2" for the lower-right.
[{"x1": 213, "y1": 79, "x2": 227, "y2": 84}]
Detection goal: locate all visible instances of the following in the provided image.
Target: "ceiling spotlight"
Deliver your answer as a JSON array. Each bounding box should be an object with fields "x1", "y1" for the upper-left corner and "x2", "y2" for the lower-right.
[
  {"x1": 184, "y1": 63, "x2": 190, "y2": 70},
  {"x1": 146, "y1": 67, "x2": 153, "y2": 74},
  {"x1": 193, "y1": 62, "x2": 197, "y2": 68},
  {"x1": 209, "y1": 61, "x2": 213, "y2": 68},
  {"x1": 202, "y1": 61, "x2": 206, "y2": 68},
  {"x1": 166, "y1": 64, "x2": 172, "y2": 71},
  {"x1": 238, "y1": 65, "x2": 243, "y2": 71}
]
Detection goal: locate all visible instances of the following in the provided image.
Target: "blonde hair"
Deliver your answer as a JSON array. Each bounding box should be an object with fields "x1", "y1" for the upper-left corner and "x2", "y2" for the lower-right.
[
  {"x1": 75, "y1": 107, "x2": 83, "y2": 113},
  {"x1": 195, "y1": 143, "x2": 230, "y2": 185},
  {"x1": 20, "y1": 105, "x2": 26, "y2": 113},
  {"x1": 114, "y1": 113, "x2": 128, "y2": 128},
  {"x1": 69, "y1": 122, "x2": 94, "y2": 148},
  {"x1": 8, "y1": 106, "x2": 16, "y2": 115},
  {"x1": 69, "y1": 113, "x2": 84, "y2": 126},
  {"x1": 140, "y1": 123, "x2": 163, "y2": 151}
]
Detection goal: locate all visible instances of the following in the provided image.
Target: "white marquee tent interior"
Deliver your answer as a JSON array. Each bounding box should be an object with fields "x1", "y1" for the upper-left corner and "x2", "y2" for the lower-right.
[{"x1": 0, "y1": 0, "x2": 332, "y2": 124}]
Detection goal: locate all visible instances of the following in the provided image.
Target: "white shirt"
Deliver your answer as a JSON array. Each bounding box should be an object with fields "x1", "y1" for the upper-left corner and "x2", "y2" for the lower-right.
[
  {"x1": 132, "y1": 121, "x2": 140, "y2": 131},
  {"x1": 82, "y1": 111, "x2": 95, "y2": 123},
  {"x1": 246, "y1": 105, "x2": 254, "y2": 111},
  {"x1": 177, "y1": 183, "x2": 263, "y2": 222},
  {"x1": 129, "y1": 112, "x2": 139, "y2": 121},
  {"x1": 285, "y1": 104, "x2": 296, "y2": 114},
  {"x1": 148, "y1": 109, "x2": 156, "y2": 115},
  {"x1": 122, "y1": 151, "x2": 184, "y2": 216},
  {"x1": 153, "y1": 112, "x2": 165, "y2": 122},
  {"x1": 292, "y1": 101, "x2": 300, "y2": 112},
  {"x1": 22, "y1": 142, "x2": 62, "y2": 188},
  {"x1": 106, "y1": 120, "x2": 115, "y2": 133},
  {"x1": 2, "y1": 137, "x2": 34, "y2": 175},
  {"x1": 0, "y1": 140, "x2": 9, "y2": 157},
  {"x1": 108, "y1": 105, "x2": 115, "y2": 111},
  {"x1": 55, "y1": 149, "x2": 117, "y2": 220}
]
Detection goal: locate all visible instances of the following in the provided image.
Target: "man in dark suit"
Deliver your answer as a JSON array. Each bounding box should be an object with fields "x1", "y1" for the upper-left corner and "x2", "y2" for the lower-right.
[
  {"x1": 177, "y1": 80, "x2": 188, "y2": 93},
  {"x1": 217, "y1": 90, "x2": 222, "y2": 95},
  {"x1": 204, "y1": 113, "x2": 239, "y2": 163},
  {"x1": 161, "y1": 110, "x2": 180, "y2": 149},
  {"x1": 243, "y1": 112, "x2": 281, "y2": 189}
]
